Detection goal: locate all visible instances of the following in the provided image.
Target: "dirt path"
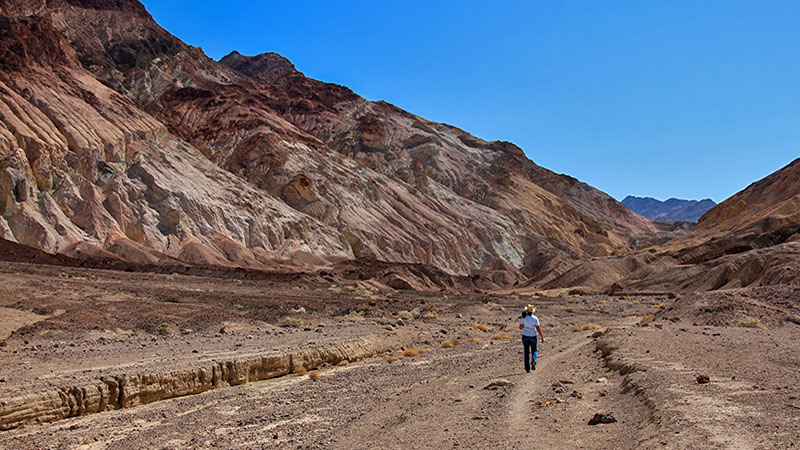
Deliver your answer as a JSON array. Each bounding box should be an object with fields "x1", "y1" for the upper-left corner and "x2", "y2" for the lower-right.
[{"x1": 504, "y1": 332, "x2": 587, "y2": 436}]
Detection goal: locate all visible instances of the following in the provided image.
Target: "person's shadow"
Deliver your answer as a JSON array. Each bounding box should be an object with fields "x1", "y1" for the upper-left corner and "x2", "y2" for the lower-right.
[{"x1": 498, "y1": 371, "x2": 529, "y2": 377}]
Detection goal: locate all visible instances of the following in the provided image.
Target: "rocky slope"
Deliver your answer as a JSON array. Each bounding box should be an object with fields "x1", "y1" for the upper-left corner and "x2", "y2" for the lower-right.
[
  {"x1": 547, "y1": 158, "x2": 800, "y2": 292},
  {"x1": 663, "y1": 158, "x2": 800, "y2": 264},
  {"x1": 0, "y1": 0, "x2": 659, "y2": 284},
  {"x1": 621, "y1": 195, "x2": 716, "y2": 223}
]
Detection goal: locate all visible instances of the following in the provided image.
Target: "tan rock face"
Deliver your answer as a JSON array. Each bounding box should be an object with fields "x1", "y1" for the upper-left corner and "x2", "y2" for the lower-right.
[
  {"x1": 659, "y1": 158, "x2": 800, "y2": 265},
  {"x1": 546, "y1": 158, "x2": 800, "y2": 293},
  {"x1": 0, "y1": 0, "x2": 661, "y2": 283}
]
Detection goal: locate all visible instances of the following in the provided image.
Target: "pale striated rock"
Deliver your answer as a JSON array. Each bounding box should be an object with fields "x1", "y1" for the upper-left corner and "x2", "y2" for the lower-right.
[{"x1": 0, "y1": 337, "x2": 389, "y2": 430}]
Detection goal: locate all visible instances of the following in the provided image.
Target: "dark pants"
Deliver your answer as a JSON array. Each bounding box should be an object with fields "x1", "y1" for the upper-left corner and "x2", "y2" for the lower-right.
[{"x1": 522, "y1": 335, "x2": 538, "y2": 372}]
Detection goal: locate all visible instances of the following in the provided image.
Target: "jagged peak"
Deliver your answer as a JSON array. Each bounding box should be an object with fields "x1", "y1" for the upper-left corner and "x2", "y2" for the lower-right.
[{"x1": 220, "y1": 50, "x2": 301, "y2": 83}]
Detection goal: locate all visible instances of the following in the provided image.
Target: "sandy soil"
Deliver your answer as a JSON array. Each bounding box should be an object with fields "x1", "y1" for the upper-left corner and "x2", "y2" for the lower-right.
[
  {"x1": 0, "y1": 261, "x2": 798, "y2": 449},
  {"x1": 0, "y1": 308, "x2": 46, "y2": 341}
]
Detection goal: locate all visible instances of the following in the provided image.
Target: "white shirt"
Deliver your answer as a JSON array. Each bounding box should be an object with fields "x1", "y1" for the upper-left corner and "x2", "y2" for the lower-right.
[{"x1": 520, "y1": 314, "x2": 539, "y2": 337}]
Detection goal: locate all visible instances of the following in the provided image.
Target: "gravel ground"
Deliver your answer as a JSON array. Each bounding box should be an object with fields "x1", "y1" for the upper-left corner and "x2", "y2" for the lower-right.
[{"x1": 1, "y1": 262, "x2": 798, "y2": 449}]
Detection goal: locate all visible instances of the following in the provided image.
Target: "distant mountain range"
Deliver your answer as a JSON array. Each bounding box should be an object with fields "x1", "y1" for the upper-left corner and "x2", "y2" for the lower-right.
[{"x1": 622, "y1": 196, "x2": 717, "y2": 223}]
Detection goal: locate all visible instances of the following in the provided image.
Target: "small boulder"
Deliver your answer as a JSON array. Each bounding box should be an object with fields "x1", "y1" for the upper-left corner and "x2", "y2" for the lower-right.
[
  {"x1": 606, "y1": 283, "x2": 624, "y2": 295},
  {"x1": 696, "y1": 375, "x2": 710, "y2": 384},
  {"x1": 588, "y1": 412, "x2": 617, "y2": 425},
  {"x1": 219, "y1": 326, "x2": 234, "y2": 334}
]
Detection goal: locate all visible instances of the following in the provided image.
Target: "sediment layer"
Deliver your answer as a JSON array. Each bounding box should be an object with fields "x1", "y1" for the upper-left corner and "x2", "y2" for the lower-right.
[{"x1": 0, "y1": 337, "x2": 388, "y2": 430}]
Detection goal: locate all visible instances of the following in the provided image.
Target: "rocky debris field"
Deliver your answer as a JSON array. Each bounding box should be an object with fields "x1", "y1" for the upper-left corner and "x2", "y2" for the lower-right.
[{"x1": 0, "y1": 261, "x2": 798, "y2": 449}]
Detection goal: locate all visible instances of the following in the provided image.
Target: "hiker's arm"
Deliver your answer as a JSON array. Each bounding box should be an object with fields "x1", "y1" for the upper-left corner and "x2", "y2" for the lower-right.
[
  {"x1": 519, "y1": 323, "x2": 524, "y2": 331},
  {"x1": 536, "y1": 325, "x2": 544, "y2": 342}
]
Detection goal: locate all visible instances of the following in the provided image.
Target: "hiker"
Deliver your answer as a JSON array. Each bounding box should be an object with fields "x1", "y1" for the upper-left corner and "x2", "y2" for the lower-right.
[{"x1": 519, "y1": 304, "x2": 544, "y2": 372}]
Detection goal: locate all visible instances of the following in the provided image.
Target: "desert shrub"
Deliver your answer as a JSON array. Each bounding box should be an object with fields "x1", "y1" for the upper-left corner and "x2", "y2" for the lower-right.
[
  {"x1": 564, "y1": 306, "x2": 576, "y2": 313},
  {"x1": 467, "y1": 337, "x2": 481, "y2": 343},
  {"x1": 386, "y1": 356, "x2": 397, "y2": 363},
  {"x1": 234, "y1": 304, "x2": 245, "y2": 310},
  {"x1": 398, "y1": 310, "x2": 414, "y2": 320},
  {"x1": 652, "y1": 303, "x2": 666, "y2": 309},
  {"x1": 788, "y1": 315, "x2": 800, "y2": 325},
  {"x1": 308, "y1": 370, "x2": 321, "y2": 381},
  {"x1": 491, "y1": 332, "x2": 510, "y2": 340},
  {"x1": 572, "y1": 323, "x2": 604, "y2": 332},
  {"x1": 158, "y1": 322, "x2": 173, "y2": 336},
  {"x1": 486, "y1": 302, "x2": 505, "y2": 311},
  {"x1": 338, "y1": 360, "x2": 349, "y2": 366},
  {"x1": 440, "y1": 339, "x2": 461, "y2": 348},
  {"x1": 631, "y1": 300, "x2": 641, "y2": 305},
  {"x1": 598, "y1": 300, "x2": 610, "y2": 305},
  {"x1": 282, "y1": 317, "x2": 304, "y2": 328},
  {"x1": 423, "y1": 311, "x2": 439, "y2": 319},
  {"x1": 471, "y1": 323, "x2": 490, "y2": 332},
  {"x1": 402, "y1": 348, "x2": 420, "y2": 357},
  {"x1": 639, "y1": 314, "x2": 656, "y2": 324},
  {"x1": 739, "y1": 317, "x2": 766, "y2": 329},
  {"x1": 293, "y1": 366, "x2": 307, "y2": 375}
]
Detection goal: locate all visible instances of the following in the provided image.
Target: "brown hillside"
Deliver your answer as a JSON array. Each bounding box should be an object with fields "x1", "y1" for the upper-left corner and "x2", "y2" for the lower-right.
[{"x1": 0, "y1": 0, "x2": 659, "y2": 283}]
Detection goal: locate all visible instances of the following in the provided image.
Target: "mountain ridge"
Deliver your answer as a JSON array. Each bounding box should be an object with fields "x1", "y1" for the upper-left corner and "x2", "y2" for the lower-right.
[
  {"x1": 0, "y1": 0, "x2": 658, "y2": 287},
  {"x1": 622, "y1": 195, "x2": 717, "y2": 223}
]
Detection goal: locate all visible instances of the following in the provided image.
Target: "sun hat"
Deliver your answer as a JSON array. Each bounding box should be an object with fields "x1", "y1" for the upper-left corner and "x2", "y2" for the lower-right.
[{"x1": 525, "y1": 304, "x2": 536, "y2": 313}]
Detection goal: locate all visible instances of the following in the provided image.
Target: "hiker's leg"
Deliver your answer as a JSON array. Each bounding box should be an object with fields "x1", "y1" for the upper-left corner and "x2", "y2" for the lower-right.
[
  {"x1": 532, "y1": 338, "x2": 538, "y2": 364},
  {"x1": 522, "y1": 336, "x2": 531, "y2": 372}
]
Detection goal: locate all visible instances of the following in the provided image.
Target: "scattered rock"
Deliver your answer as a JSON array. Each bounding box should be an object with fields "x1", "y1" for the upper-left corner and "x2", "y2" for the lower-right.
[
  {"x1": 591, "y1": 329, "x2": 606, "y2": 338},
  {"x1": 606, "y1": 283, "x2": 624, "y2": 295},
  {"x1": 0, "y1": 341, "x2": 6, "y2": 348},
  {"x1": 456, "y1": 313, "x2": 463, "y2": 319},
  {"x1": 588, "y1": 412, "x2": 617, "y2": 425},
  {"x1": 596, "y1": 377, "x2": 608, "y2": 383},
  {"x1": 180, "y1": 328, "x2": 193, "y2": 335},
  {"x1": 696, "y1": 375, "x2": 710, "y2": 384},
  {"x1": 219, "y1": 326, "x2": 234, "y2": 334}
]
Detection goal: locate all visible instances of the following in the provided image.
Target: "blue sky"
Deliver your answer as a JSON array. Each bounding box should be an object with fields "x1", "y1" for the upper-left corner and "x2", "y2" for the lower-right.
[{"x1": 142, "y1": 1, "x2": 799, "y2": 203}]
